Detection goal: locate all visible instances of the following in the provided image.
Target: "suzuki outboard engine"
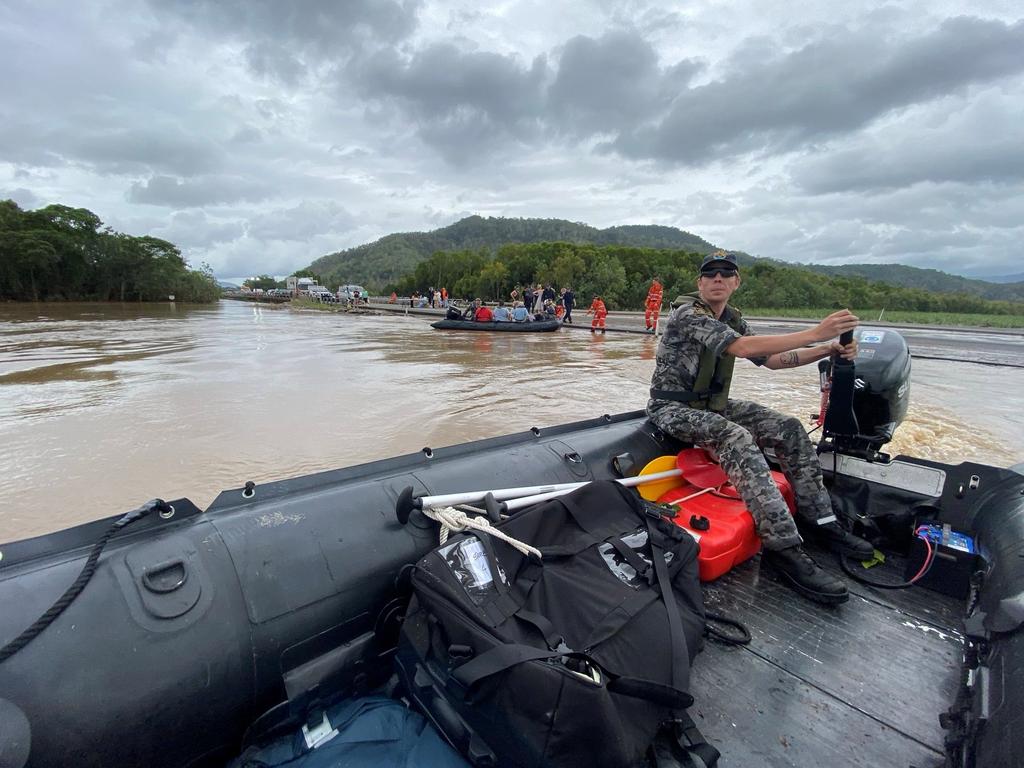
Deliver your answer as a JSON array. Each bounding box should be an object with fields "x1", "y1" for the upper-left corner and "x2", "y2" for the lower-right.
[{"x1": 818, "y1": 327, "x2": 911, "y2": 458}]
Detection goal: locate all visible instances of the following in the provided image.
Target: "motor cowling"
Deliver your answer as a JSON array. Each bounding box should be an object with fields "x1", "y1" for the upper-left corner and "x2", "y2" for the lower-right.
[{"x1": 820, "y1": 327, "x2": 911, "y2": 454}]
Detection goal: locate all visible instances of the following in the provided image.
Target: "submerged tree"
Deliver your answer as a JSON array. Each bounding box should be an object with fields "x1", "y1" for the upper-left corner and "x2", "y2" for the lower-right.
[{"x1": 0, "y1": 200, "x2": 220, "y2": 302}]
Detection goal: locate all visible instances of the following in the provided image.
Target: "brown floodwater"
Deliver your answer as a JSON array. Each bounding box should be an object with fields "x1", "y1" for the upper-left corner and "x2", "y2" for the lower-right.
[{"x1": 1, "y1": 300, "x2": 1022, "y2": 542}]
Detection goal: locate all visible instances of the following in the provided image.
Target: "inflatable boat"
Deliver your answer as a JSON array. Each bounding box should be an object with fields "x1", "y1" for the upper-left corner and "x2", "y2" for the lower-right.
[
  {"x1": 1, "y1": 329, "x2": 1021, "y2": 768},
  {"x1": 431, "y1": 318, "x2": 561, "y2": 332}
]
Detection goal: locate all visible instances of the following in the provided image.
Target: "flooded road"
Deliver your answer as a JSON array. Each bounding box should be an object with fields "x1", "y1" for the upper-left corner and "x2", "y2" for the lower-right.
[{"x1": 1, "y1": 300, "x2": 1022, "y2": 542}]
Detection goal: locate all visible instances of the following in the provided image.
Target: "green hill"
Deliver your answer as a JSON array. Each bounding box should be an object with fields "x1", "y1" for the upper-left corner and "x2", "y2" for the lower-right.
[
  {"x1": 803, "y1": 263, "x2": 1024, "y2": 303},
  {"x1": 307, "y1": 216, "x2": 721, "y2": 290},
  {"x1": 306, "y1": 215, "x2": 1024, "y2": 304}
]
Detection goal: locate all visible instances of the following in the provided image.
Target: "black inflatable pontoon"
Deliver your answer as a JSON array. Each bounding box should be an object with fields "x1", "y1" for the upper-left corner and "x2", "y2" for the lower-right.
[
  {"x1": 1, "y1": 329, "x2": 1022, "y2": 768},
  {"x1": 431, "y1": 318, "x2": 561, "y2": 332}
]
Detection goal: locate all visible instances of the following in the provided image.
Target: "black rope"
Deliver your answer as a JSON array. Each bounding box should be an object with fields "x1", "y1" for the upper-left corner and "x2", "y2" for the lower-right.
[
  {"x1": 703, "y1": 610, "x2": 751, "y2": 646},
  {"x1": 0, "y1": 499, "x2": 169, "y2": 665}
]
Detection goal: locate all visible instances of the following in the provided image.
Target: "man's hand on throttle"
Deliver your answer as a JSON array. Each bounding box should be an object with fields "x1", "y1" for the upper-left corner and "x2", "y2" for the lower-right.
[
  {"x1": 815, "y1": 309, "x2": 859, "y2": 341},
  {"x1": 829, "y1": 338, "x2": 858, "y2": 360}
]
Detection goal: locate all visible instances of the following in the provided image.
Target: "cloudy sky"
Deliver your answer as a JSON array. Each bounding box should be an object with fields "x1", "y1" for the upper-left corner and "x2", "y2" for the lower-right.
[{"x1": 2, "y1": 1, "x2": 1022, "y2": 282}]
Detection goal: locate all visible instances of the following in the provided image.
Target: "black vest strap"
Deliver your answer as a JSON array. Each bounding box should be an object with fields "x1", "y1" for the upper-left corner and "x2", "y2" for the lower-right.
[{"x1": 649, "y1": 384, "x2": 723, "y2": 404}]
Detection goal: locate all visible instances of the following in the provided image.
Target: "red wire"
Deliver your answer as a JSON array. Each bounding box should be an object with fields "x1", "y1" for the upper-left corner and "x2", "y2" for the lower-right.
[{"x1": 908, "y1": 528, "x2": 936, "y2": 583}]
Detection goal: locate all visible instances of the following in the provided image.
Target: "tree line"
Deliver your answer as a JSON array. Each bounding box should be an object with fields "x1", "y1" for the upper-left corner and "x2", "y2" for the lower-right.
[
  {"x1": 0, "y1": 200, "x2": 220, "y2": 303},
  {"x1": 389, "y1": 242, "x2": 1023, "y2": 315}
]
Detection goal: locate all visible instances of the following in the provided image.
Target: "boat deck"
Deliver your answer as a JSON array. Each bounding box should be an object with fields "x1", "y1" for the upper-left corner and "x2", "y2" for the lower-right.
[{"x1": 693, "y1": 544, "x2": 962, "y2": 767}]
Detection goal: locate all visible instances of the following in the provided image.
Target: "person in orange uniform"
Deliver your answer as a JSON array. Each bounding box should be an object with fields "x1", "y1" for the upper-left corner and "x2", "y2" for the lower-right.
[
  {"x1": 587, "y1": 295, "x2": 607, "y2": 333},
  {"x1": 644, "y1": 277, "x2": 663, "y2": 332}
]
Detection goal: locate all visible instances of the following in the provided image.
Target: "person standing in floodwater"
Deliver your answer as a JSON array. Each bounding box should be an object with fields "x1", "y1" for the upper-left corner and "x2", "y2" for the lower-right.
[
  {"x1": 588, "y1": 295, "x2": 607, "y2": 333},
  {"x1": 645, "y1": 277, "x2": 663, "y2": 332},
  {"x1": 562, "y1": 287, "x2": 575, "y2": 324}
]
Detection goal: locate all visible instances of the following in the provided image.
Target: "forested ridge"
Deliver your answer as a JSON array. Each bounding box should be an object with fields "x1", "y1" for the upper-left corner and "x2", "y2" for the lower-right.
[
  {"x1": 804, "y1": 262, "x2": 1024, "y2": 303},
  {"x1": 309, "y1": 215, "x2": 721, "y2": 290},
  {"x1": 309, "y1": 215, "x2": 1024, "y2": 304},
  {"x1": 394, "y1": 242, "x2": 1023, "y2": 317},
  {"x1": 0, "y1": 200, "x2": 220, "y2": 302}
]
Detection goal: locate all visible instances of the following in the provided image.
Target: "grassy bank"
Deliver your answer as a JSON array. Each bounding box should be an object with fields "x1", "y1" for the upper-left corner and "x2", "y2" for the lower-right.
[{"x1": 741, "y1": 307, "x2": 1024, "y2": 329}]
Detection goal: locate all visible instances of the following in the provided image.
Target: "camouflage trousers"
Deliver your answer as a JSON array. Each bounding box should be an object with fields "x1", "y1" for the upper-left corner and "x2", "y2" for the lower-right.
[{"x1": 647, "y1": 399, "x2": 833, "y2": 551}]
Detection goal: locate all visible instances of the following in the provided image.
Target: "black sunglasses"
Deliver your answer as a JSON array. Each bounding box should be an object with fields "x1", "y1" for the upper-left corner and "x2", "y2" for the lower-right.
[{"x1": 700, "y1": 268, "x2": 738, "y2": 279}]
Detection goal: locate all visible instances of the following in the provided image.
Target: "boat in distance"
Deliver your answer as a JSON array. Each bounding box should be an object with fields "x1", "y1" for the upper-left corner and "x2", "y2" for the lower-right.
[{"x1": 431, "y1": 317, "x2": 562, "y2": 332}]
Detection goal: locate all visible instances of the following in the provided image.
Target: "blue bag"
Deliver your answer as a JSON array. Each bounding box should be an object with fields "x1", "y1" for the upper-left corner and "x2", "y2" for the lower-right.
[{"x1": 230, "y1": 695, "x2": 468, "y2": 768}]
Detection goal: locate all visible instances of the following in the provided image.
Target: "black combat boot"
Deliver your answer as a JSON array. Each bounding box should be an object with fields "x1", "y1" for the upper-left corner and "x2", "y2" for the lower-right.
[
  {"x1": 800, "y1": 519, "x2": 875, "y2": 560},
  {"x1": 762, "y1": 546, "x2": 849, "y2": 605}
]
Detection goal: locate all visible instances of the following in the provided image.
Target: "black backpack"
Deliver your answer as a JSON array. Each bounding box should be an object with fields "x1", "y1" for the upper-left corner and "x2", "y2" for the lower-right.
[{"x1": 396, "y1": 481, "x2": 715, "y2": 768}]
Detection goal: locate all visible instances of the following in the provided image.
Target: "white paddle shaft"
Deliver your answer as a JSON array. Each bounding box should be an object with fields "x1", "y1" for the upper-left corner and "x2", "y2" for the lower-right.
[{"x1": 418, "y1": 468, "x2": 681, "y2": 510}]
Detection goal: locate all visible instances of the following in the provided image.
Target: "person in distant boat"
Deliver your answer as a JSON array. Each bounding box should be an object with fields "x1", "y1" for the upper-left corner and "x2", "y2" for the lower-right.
[
  {"x1": 474, "y1": 301, "x2": 494, "y2": 322},
  {"x1": 561, "y1": 287, "x2": 575, "y2": 324},
  {"x1": 587, "y1": 295, "x2": 607, "y2": 333},
  {"x1": 646, "y1": 250, "x2": 874, "y2": 606},
  {"x1": 645, "y1": 276, "x2": 663, "y2": 332},
  {"x1": 511, "y1": 301, "x2": 531, "y2": 322},
  {"x1": 492, "y1": 301, "x2": 511, "y2": 322}
]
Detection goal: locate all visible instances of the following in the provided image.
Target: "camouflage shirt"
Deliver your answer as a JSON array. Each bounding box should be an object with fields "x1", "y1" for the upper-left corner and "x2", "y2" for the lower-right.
[{"x1": 649, "y1": 294, "x2": 765, "y2": 397}]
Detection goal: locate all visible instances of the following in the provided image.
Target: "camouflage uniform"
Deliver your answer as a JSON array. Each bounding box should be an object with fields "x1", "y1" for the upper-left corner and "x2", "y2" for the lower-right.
[{"x1": 647, "y1": 296, "x2": 833, "y2": 551}]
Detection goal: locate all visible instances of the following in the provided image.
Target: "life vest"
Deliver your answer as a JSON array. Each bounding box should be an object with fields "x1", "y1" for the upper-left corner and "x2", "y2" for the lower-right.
[
  {"x1": 657, "y1": 293, "x2": 745, "y2": 412},
  {"x1": 646, "y1": 281, "x2": 663, "y2": 307}
]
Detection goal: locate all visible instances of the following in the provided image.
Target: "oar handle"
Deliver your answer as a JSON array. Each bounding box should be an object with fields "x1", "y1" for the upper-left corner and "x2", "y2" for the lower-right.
[{"x1": 395, "y1": 469, "x2": 683, "y2": 524}]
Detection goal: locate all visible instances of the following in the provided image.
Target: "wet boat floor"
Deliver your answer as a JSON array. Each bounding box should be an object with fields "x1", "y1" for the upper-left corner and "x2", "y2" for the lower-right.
[{"x1": 693, "y1": 545, "x2": 963, "y2": 768}]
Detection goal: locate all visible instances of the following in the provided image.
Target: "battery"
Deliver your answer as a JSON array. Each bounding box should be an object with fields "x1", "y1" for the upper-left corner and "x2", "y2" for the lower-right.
[{"x1": 904, "y1": 523, "x2": 981, "y2": 600}]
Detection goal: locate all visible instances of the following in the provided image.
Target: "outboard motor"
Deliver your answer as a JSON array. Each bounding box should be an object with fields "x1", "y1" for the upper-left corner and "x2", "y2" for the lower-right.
[{"x1": 817, "y1": 327, "x2": 911, "y2": 458}]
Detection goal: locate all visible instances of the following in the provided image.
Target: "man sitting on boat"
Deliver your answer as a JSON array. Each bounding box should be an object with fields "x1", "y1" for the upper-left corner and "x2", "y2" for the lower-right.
[
  {"x1": 511, "y1": 302, "x2": 531, "y2": 322},
  {"x1": 492, "y1": 301, "x2": 511, "y2": 321},
  {"x1": 474, "y1": 302, "x2": 494, "y2": 322},
  {"x1": 647, "y1": 251, "x2": 875, "y2": 605}
]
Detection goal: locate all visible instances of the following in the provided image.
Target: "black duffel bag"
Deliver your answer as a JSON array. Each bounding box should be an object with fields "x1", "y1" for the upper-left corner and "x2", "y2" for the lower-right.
[{"x1": 396, "y1": 480, "x2": 713, "y2": 768}]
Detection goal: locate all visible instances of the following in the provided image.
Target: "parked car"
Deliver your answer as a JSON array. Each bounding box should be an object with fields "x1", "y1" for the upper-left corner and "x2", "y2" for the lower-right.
[{"x1": 337, "y1": 285, "x2": 368, "y2": 303}]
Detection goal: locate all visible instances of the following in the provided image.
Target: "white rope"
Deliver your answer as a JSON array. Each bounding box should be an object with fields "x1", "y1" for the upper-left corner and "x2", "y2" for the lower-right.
[{"x1": 423, "y1": 506, "x2": 542, "y2": 560}]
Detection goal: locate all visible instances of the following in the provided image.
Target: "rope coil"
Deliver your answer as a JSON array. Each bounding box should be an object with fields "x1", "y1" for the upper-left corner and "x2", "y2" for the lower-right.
[{"x1": 422, "y1": 506, "x2": 542, "y2": 560}]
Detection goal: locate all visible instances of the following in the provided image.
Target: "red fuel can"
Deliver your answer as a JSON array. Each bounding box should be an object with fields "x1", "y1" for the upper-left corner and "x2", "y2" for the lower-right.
[{"x1": 658, "y1": 470, "x2": 796, "y2": 582}]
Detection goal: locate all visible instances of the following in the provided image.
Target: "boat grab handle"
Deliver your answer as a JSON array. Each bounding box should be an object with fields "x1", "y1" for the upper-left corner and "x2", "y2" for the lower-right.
[{"x1": 142, "y1": 558, "x2": 189, "y2": 593}]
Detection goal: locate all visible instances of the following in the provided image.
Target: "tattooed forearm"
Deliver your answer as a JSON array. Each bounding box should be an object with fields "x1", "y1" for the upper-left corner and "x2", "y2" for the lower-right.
[{"x1": 779, "y1": 351, "x2": 800, "y2": 367}]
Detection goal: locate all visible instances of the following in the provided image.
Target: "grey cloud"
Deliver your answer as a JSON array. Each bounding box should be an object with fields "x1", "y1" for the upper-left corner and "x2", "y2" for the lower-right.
[
  {"x1": 791, "y1": 114, "x2": 1024, "y2": 193},
  {"x1": 613, "y1": 16, "x2": 1024, "y2": 164},
  {"x1": 128, "y1": 175, "x2": 277, "y2": 207},
  {"x1": 71, "y1": 129, "x2": 224, "y2": 177},
  {"x1": 1, "y1": 188, "x2": 39, "y2": 208},
  {"x1": 152, "y1": 210, "x2": 245, "y2": 250},
  {"x1": 357, "y1": 43, "x2": 548, "y2": 159},
  {"x1": 246, "y1": 200, "x2": 356, "y2": 241},
  {"x1": 361, "y1": 43, "x2": 547, "y2": 124},
  {"x1": 155, "y1": 0, "x2": 420, "y2": 55},
  {"x1": 244, "y1": 42, "x2": 307, "y2": 86},
  {"x1": 547, "y1": 30, "x2": 702, "y2": 134}
]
